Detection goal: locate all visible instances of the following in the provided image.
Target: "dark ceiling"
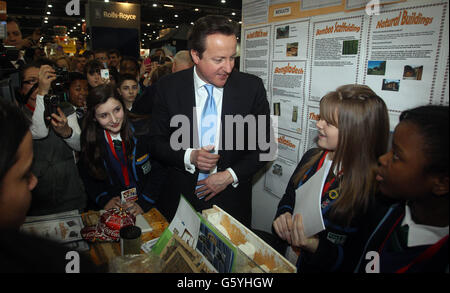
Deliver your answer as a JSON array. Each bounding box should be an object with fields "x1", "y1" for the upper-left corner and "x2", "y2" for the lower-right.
[{"x1": 5, "y1": 0, "x2": 242, "y2": 48}]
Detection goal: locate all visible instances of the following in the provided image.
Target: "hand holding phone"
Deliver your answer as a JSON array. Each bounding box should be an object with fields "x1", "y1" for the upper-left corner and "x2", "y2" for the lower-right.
[{"x1": 100, "y1": 69, "x2": 109, "y2": 79}]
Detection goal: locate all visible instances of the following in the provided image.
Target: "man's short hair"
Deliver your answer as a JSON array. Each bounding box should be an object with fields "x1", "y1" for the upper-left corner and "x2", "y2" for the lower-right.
[
  {"x1": 94, "y1": 48, "x2": 108, "y2": 56},
  {"x1": 20, "y1": 58, "x2": 55, "y2": 85},
  {"x1": 108, "y1": 49, "x2": 121, "y2": 57},
  {"x1": 188, "y1": 15, "x2": 238, "y2": 58}
]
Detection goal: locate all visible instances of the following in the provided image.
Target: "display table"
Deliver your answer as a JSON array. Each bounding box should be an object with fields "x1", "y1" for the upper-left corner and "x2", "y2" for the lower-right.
[{"x1": 81, "y1": 208, "x2": 169, "y2": 266}]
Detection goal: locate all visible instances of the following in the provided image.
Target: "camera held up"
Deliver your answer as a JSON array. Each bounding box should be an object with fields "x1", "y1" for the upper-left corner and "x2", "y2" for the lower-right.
[{"x1": 43, "y1": 66, "x2": 70, "y2": 125}]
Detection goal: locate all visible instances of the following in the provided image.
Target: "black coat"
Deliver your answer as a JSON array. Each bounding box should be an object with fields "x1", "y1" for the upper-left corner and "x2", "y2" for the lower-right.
[{"x1": 149, "y1": 67, "x2": 272, "y2": 227}]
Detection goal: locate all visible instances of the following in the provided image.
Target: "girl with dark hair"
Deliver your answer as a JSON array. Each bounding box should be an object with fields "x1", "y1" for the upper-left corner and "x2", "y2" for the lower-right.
[
  {"x1": 84, "y1": 59, "x2": 107, "y2": 88},
  {"x1": 355, "y1": 105, "x2": 448, "y2": 273},
  {"x1": 0, "y1": 99, "x2": 37, "y2": 228},
  {"x1": 79, "y1": 84, "x2": 165, "y2": 216},
  {"x1": 272, "y1": 84, "x2": 390, "y2": 272},
  {"x1": 0, "y1": 100, "x2": 98, "y2": 272}
]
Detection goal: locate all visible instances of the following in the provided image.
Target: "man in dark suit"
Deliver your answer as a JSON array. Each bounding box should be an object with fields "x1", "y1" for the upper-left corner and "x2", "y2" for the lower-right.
[{"x1": 150, "y1": 15, "x2": 274, "y2": 228}]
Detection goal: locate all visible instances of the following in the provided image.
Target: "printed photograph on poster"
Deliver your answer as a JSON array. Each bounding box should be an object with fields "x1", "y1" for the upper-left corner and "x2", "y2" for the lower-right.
[
  {"x1": 273, "y1": 20, "x2": 309, "y2": 60},
  {"x1": 342, "y1": 39, "x2": 359, "y2": 55},
  {"x1": 367, "y1": 61, "x2": 387, "y2": 76},
  {"x1": 286, "y1": 42, "x2": 298, "y2": 57},
  {"x1": 276, "y1": 25, "x2": 290, "y2": 39},
  {"x1": 363, "y1": 3, "x2": 446, "y2": 111},
  {"x1": 403, "y1": 65, "x2": 423, "y2": 80},
  {"x1": 309, "y1": 16, "x2": 364, "y2": 102},
  {"x1": 264, "y1": 156, "x2": 298, "y2": 198},
  {"x1": 273, "y1": 102, "x2": 281, "y2": 116}
]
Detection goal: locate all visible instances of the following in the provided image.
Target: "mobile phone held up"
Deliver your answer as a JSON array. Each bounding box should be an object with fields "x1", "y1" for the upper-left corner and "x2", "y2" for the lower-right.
[{"x1": 101, "y1": 69, "x2": 109, "y2": 80}]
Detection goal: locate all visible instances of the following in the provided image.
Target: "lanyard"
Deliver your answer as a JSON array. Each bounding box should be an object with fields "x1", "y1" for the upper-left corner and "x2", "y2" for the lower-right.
[
  {"x1": 378, "y1": 212, "x2": 449, "y2": 273},
  {"x1": 316, "y1": 151, "x2": 343, "y2": 198},
  {"x1": 105, "y1": 130, "x2": 130, "y2": 187},
  {"x1": 25, "y1": 103, "x2": 35, "y2": 112}
]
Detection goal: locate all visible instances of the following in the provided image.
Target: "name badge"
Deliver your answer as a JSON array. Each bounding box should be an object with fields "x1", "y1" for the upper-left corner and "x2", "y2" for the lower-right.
[
  {"x1": 142, "y1": 160, "x2": 151, "y2": 175},
  {"x1": 121, "y1": 187, "x2": 137, "y2": 203}
]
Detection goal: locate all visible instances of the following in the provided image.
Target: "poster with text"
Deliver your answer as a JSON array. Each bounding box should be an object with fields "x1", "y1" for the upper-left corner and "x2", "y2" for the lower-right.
[
  {"x1": 273, "y1": 20, "x2": 310, "y2": 60},
  {"x1": 303, "y1": 105, "x2": 321, "y2": 152},
  {"x1": 309, "y1": 15, "x2": 365, "y2": 101},
  {"x1": 271, "y1": 61, "x2": 306, "y2": 134},
  {"x1": 243, "y1": 25, "x2": 271, "y2": 90},
  {"x1": 362, "y1": 2, "x2": 448, "y2": 112},
  {"x1": 264, "y1": 156, "x2": 298, "y2": 198},
  {"x1": 277, "y1": 133, "x2": 301, "y2": 162}
]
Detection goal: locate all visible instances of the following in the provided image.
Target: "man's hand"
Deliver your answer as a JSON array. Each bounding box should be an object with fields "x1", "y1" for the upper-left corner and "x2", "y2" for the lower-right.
[
  {"x1": 190, "y1": 145, "x2": 220, "y2": 171},
  {"x1": 195, "y1": 170, "x2": 234, "y2": 201},
  {"x1": 49, "y1": 107, "x2": 72, "y2": 138},
  {"x1": 37, "y1": 65, "x2": 57, "y2": 96}
]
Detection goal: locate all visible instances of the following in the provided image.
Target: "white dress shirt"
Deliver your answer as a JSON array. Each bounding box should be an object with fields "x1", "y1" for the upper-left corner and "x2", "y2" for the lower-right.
[
  {"x1": 183, "y1": 66, "x2": 239, "y2": 187},
  {"x1": 402, "y1": 203, "x2": 449, "y2": 247},
  {"x1": 30, "y1": 94, "x2": 81, "y2": 151}
]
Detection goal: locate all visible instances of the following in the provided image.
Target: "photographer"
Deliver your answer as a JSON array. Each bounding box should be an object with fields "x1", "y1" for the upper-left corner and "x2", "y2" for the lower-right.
[{"x1": 19, "y1": 59, "x2": 86, "y2": 216}]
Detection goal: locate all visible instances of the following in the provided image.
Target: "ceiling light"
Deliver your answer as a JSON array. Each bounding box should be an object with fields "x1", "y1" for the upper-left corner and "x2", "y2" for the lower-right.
[
  {"x1": 147, "y1": 23, "x2": 150, "y2": 26},
  {"x1": 221, "y1": 0, "x2": 226, "y2": 3},
  {"x1": 232, "y1": 12, "x2": 236, "y2": 16},
  {"x1": 159, "y1": 19, "x2": 163, "y2": 22},
  {"x1": 153, "y1": 4, "x2": 157, "y2": 7},
  {"x1": 44, "y1": 17, "x2": 48, "y2": 20},
  {"x1": 46, "y1": 11, "x2": 51, "y2": 15},
  {"x1": 194, "y1": 8, "x2": 199, "y2": 12},
  {"x1": 44, "y1": 20, "x2": 48, "y2": 23},
  {"x1": 82, "y1": 19, "x2": 85, "y2": 22},
  {"x1": 174, "y1": 14, "x2": 178, "y2": 18},
  {"x1": 164, "y1": 4, "x2": 174, "y2": 8},
  {"x1": 48, "y1": 4, "x2": 53, "y2": 8}
]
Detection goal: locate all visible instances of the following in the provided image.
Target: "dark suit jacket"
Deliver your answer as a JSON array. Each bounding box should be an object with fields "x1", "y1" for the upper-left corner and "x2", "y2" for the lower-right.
[{"x1": 150, "y1": 67, "x2": 272, "y2": 227}]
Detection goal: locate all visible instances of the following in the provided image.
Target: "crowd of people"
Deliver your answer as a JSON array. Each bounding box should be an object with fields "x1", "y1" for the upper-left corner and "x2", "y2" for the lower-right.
[{"x1": 0, "y1": 15, "x2": 448, "y2": 273}]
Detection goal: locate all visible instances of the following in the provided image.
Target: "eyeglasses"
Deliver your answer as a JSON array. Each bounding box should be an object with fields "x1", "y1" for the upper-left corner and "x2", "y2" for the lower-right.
[{"x1": 22, "y1": 79, "x2": 38, "y2": 86}]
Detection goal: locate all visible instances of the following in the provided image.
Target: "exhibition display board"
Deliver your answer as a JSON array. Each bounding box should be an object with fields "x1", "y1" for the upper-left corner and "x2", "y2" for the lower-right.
[{"x1": 241, "y1": 0, "x2": 449, "y2": 229}]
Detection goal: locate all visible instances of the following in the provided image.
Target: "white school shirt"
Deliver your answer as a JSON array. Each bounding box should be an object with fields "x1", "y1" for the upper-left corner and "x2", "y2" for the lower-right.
[
  {"x1": 401, "y1": 204, "x2": 449, "y2": 247},
  {"x1": 183, "y1": 66, "x2": 238, "y2": 187}
]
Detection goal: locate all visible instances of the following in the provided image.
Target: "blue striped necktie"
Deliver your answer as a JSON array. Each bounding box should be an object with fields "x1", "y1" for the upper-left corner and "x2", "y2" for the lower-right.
[{"x1": 196, "y1": 84, "x2": 217, "y2": 198}]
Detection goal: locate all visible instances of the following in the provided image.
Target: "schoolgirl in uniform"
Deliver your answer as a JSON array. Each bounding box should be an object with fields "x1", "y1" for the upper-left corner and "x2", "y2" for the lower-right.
[
  {"x1": 355, "y1": 105, "x2": 448, "y2": 272},
  {"x1": 79, "y1": 84, "x2": 166, "y2": 216},
  {"x1": 272, "y1": 84, "x2": 390, "y2": 272}
]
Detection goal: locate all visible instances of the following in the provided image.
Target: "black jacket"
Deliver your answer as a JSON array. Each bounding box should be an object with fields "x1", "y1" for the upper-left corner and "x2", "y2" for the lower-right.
[{"x1": 149, "y1": 67, "x2": 272, "y2": 227}]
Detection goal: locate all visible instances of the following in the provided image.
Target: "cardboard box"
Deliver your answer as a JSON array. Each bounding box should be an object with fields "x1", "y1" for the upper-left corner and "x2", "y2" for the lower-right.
[{"x1": 203, "y1": 205, "x2": 296, "y2": 273}]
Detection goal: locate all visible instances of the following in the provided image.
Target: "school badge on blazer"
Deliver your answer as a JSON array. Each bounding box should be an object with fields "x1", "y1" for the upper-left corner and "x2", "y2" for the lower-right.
[{"x1": 137, "y1": 154, "x2": 151, "y2": 175}]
